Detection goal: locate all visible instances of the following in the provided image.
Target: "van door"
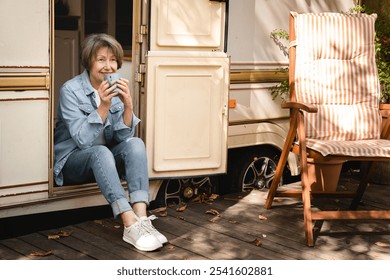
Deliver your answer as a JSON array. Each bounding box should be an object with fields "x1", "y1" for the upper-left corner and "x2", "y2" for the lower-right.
[
  {"x1": 0, "y1": 0, "x2": 51, "y2": 205},
  {"x1": 134, "y1": 0, "x2": 229, "y2": 178}
]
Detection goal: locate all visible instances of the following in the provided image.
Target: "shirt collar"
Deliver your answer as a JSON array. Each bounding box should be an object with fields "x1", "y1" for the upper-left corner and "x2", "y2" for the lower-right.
[{"x1": 81, "y1": 70, "x2": 95, "y2": 97}]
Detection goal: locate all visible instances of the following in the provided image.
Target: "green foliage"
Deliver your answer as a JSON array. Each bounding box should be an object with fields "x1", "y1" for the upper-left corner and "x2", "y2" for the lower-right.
[
  {"x1": 269, "y1": 30, "x2": 289, "y2": 101},
  {"x1": 372, "y1": 11, "x2": 390, "y2": 103}
]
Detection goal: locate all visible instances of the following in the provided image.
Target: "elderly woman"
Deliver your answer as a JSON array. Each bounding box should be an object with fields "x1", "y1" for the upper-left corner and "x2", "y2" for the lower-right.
[{"x1": 54, "y1": 33, "x2": 167, "y2": 251}]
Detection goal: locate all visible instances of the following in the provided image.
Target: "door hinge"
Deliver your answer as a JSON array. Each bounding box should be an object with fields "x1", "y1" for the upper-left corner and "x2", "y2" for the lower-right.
[
  {"x1": 136, "y1": 25, "x2": 148, "y2": 43},
  {"x1": 135, "y1": 64, "x2": 146, "y2": 83}
]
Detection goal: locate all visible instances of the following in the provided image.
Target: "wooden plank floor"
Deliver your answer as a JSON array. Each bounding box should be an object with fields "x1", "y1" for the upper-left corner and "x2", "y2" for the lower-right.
[{"x1": 1, "y1": 172, "x2": 390, "y2": 260}]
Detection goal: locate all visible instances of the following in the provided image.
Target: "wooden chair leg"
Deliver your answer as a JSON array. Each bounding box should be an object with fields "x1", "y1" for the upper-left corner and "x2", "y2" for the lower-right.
[
  {"x1": 264, "y1": 115, "x2": 298, "y2": 209},
  {"x1": 349, "y1": 161, "x2": 373, "y2": 210},
  {"x1": 302, "y1": 182, "x2": 314, "y2": 246}
]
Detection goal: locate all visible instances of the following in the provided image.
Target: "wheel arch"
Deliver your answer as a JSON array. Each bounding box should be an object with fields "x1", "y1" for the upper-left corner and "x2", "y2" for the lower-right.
[{"x1": 228, "y1": 122, "x2": 300, "y2": 176}]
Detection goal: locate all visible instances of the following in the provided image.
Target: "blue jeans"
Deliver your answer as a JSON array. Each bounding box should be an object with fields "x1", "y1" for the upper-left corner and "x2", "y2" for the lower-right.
[{"x1": 62, "y1": 137, "x2": 149, "y2": 217}]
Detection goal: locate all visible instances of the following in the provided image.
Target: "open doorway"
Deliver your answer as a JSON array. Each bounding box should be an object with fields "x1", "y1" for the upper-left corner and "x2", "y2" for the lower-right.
[{"x1": 52, "y1": 0, "x2": 133, "y2": 191}]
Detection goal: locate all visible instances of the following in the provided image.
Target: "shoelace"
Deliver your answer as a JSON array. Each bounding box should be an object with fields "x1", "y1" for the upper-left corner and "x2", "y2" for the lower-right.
[
  {"x1": 126, "y1": 218, "x2": 153, "y2": 236},
  {"x1": 140, "y1": 215, "x2": 158, "y2": 233}
]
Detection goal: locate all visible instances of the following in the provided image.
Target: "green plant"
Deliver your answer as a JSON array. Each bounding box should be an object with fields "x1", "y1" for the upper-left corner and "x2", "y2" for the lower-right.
[{"x1": 269, "y1": 29, "x2": 289, "y2": 102}]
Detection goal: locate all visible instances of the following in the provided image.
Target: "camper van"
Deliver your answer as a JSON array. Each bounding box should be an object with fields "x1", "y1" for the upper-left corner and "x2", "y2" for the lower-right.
[{"x1": 0, "y1": 0, "x2": 356, "y2": 218}]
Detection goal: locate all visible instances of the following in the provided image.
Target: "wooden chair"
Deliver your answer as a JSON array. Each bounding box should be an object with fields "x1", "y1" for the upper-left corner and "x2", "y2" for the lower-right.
[{"x1": 265, "y1": 12, "x2": 390, "y2": 246}]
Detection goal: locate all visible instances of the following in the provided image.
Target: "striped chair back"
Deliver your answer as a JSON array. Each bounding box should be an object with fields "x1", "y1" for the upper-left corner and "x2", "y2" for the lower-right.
[{"x1": 292, "y1": 12, "x2": 381, "y2": 141}]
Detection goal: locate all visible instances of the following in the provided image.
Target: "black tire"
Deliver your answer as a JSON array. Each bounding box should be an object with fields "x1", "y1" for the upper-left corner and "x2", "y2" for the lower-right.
[
  {"x1": 221, "y1": 146, "x2": 292, "y2": 194},
  {"x1": 150, "y1": 176, "x2": 219, "y2": 207}
]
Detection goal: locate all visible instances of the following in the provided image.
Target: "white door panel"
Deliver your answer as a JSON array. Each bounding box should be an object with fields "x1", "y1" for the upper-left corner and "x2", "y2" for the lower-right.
[
  {"x1": 146, "y1": 54, "x2": 229, "y2": 177},
  {"x1": 0, "y1": 96, "x2": 48, "y2": 186},
  {"x1": 150, "y1": 0, "x2": 225, "y2": 51},
  {"x1": 0, "y1": 0, "x2": 49, "y2": 67}
]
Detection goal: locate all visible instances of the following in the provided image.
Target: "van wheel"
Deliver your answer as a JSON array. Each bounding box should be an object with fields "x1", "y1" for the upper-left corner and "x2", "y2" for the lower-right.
[
  {"x1": 222, "y1": 146, "x2": 288, "y2": 194},
  {"x1": 152, "y1": 176, "x2": 218, "y2": 207}
]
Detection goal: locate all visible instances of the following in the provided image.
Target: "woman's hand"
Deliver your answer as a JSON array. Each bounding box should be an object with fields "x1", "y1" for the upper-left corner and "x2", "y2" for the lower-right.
[{"x1": 97, "y1": 78, "x2": 133, "y2": 127}]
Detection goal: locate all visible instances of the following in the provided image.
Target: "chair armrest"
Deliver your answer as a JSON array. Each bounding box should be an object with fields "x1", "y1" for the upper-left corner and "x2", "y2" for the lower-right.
[{"x1": 281, "y1": 101, "x2": 318, "y2": 113}]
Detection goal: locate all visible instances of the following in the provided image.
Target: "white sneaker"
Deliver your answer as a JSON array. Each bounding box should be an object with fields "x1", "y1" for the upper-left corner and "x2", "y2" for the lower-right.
[
  {"x1": 140, "y1": 215, "x2": 168, "y2": 244},
  {"x1": 123, "y1": 218, "x2": 162, "y2": 251}
]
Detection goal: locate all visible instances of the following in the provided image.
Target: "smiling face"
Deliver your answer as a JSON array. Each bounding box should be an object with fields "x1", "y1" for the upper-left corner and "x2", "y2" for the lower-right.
[{"x1": 89, "y1": 47, "x2": 118, "y2": 90}]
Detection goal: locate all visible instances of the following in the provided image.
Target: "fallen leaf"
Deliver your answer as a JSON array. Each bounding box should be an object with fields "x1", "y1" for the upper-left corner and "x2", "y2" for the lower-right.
[
  {"x1": 176, "y1": 204, "x2": 188, "y2": 212},
  {"x1": 375, "y1": 241, "x2": 390, "y2": 247},
  {"x1": 47, "y1": 234, "x2": 60, "y2": 240},
  {"x1": 209, "y1": 194, "x2": 219, "y2": 200},
  {"x1": 251, "y1": 239, "x2": 262, "y2": 247},
  {"x1": 258, "y1": 214, "x2": 268, "y2": 221},
  {"x1": 159, "y1": 211, "x2": 168, "y2": 217},
  {"x1": 30, "y1": 251, "x2": 53, "y2": 257},
  {"x1": 150, "y1": 206, "x2": 167, "y2": 213},
  {"x1": 165, "y1": 244, "x2": 175, "y2": 250},
  {"x1": 47, "y1": 230, "x2": 72, "y2": 240},
  {"x1": 190, "y1": 195, "x2": 203, "y2": 203},
  {"x1": 208, "y1": 216, "x2": 220, "y2": 223},
  {"x1": 94, "y1": 220, "x2": 103, "y2": 225},
  {"x1": 176, "y1": 216, "x2": 185, "y2": 220},
  {"x1": 57, "y1": 230, "x2": 72, "y2": 237},
  {"x1": 114, "y1": 225, "x2": 121, "y2": 229},
  {"x1": 228, "y1": 220, "x2": 238, "y2": 224},
  {"x1": 205, "y1": 209, "x2": 221, "y2": 217}
]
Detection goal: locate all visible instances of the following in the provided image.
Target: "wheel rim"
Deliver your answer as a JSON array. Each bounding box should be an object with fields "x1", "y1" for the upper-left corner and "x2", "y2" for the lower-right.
[
  {"x1": 241, "y1": 156, "x2": 278, "y2": 192},
  {"x1": 164, "y1": 177, "x2": 213, "y2": 204}
]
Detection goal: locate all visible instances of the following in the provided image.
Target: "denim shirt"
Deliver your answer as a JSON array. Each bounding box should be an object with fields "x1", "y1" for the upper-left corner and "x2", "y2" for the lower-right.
[{"x1": 54, "y1": 70, "x2": 140, "y2": 186}]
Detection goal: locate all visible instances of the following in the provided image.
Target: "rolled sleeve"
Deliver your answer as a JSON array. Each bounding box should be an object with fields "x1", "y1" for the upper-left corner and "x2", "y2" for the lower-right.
[{"x1": 113, "y1": 113, "x2": 141, "y2": 142}]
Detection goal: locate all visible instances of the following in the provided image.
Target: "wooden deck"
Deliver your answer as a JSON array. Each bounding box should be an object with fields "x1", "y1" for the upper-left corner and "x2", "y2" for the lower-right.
[{"x1": 1, "y1": 171, "x2": 390, "y2": 260}]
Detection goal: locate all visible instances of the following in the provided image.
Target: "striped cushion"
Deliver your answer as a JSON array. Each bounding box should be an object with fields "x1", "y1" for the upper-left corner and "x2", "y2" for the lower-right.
[
  {"x1": 292, "y1": 12, "x2": 390, "y2": 157},
  {"x1": 306, "y1": 139, "x2": 390, "y2": 157}
]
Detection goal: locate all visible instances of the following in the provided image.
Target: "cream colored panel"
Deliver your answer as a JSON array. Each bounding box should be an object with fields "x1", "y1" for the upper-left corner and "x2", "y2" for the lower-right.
[
  {"x1": 0, "y1": 96, "x2": 48, "y2": 187},
  {"x1": 0, "y1": 0, "x2": 49, "y2": 67},
  {"x1": 150, "y1": 0, "x2": 225, "y2": 50},
  {"x1": 146, "y1": 54, "x2": 229, "y2": 177},
  {"x1": 229, "y1": 84, "x2": 289, "y2": 123}
]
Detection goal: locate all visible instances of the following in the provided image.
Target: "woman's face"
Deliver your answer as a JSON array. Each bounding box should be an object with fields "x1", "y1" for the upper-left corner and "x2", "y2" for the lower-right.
[{"x1": 89, "y1": 46, "x2": 118, "y2": 89}]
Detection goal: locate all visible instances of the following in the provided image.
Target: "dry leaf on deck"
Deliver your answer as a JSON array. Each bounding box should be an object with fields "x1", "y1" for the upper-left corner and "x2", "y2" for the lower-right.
[
  {"x1": 190, "y1": 195, "x2": 203, "y2": 203},
  {"x1": 208, "y1": 216, "x2": 220, "y2": 223},
  {"x1": 94, "y1": 220, "x2": 103, "y2": 225},
  {"x1": 205, "y1": 209, "x2": 221, "y2": 217},
  {"x1": 258, "y1": 214, "x2": 268, "y2": 221},
  {"x1": 251, "y1": 239, "x2": 263, "y2": 247},
  {"x1": 47, "y1": 234, "x2": 60, "y2": 240},
  {"x1": 165, "y1": 244, "x2": 175, "y2": 250},
  {"x1": 57, "y1": 230, "x2": 72, "y2": 237},
  {"x1": 176, "y1": 204, "x2": 188, "y2": 212},
  {"x1": 150, "y1": 206, "x2": 167, "y2": 214},
  {"x1": 30, "y1": 250, "x2": 53, "y2": 257},
  {"x1": 47, "y1": 230, "x2": 72, "y2": 240},
  {"x1": 176, "y1": 216, "x2": 185, "y2": 220},
  {"x1": 375, "y1": 241, "x2": 390, "y2": 247},
  {"x1": 159, "y1": 211, "x2": 168, "y2": 217},
  {"x1": 209, "y1": 194, "x2": 219, "y2": 200},
  {"x1": 228, "y1": 220, "x2": 238, "y2": 224}
]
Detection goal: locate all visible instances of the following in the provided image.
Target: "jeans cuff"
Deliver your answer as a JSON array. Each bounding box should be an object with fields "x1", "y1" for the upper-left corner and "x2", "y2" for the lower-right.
[
  {"x1": 129, "y1": 190, "x2": 150, "y2": 206},
  {"x1": 111, "y1": 197, "x2": 132, "y2": 218}
]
